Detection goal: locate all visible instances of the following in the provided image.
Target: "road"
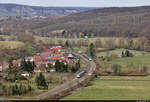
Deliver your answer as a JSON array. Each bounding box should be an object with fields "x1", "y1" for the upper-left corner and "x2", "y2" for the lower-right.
[{"x1": 33, "y1": 52, "x2": 96, "y2": 100}]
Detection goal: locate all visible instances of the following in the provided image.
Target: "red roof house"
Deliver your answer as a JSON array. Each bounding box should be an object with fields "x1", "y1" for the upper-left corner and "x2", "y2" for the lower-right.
[
  {"x1": 12, "y1": 60, "x2": 19, "y2": 66},
  {"x1": 34, "y1": 67, "x2": 41, "y2": 73}
]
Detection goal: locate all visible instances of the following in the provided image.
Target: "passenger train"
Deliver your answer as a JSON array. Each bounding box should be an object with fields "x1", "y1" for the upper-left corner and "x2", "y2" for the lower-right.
[
  {"x1": 76, "y1": 70, "x2": 87, "y2": 78},
  {"x1": 82, "y1": 54, "x2": 92, "y2": 61}
]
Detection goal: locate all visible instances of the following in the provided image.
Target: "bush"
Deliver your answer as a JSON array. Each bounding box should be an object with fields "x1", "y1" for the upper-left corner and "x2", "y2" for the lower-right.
[
  {"x1": 111, "y1": 63, "x2": 122, "y2": 75},
  {"x1": 35, "y1": 73, "x2": 48, "y2": 89},
  {"x1": 122, "y1": 50, "x2": 133, "y2": 57},
  {"x1": 0, "y1": 83, "x2": 33, "y2": 96},
  {"x1": 140, "y1": 65, "x2": 148, "y2": 74}
]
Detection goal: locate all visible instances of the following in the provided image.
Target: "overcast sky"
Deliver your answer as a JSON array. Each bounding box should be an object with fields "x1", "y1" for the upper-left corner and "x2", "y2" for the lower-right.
[{"x1": 0, "y1": 0, "x2": 150, "y2": 7}]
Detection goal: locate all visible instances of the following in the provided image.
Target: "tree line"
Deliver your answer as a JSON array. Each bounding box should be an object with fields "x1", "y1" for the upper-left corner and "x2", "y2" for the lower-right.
[{"x1": 0, "y1": 83, "x2": 33, "y2": 96}]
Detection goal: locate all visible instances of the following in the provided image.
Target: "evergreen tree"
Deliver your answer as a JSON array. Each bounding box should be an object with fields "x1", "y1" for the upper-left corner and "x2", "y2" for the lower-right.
[
  {"x1": 28, "y1": 84, "x2": 32, "y2": 92},
  {"x1": 20, "y1": 59, "x2": 35, "y2": 72},
  {"x1": 64, "y1": 64, "x2": 68, "y2": 72},
  {"x1": 71, "y1": 66, "x2": 76, "y2": 73},
  {"x1": 8, "y1": 58, "x2": 13, "y2": 69},
  {"x1": 76, "y1": 59, "x2": 81, "y2": 71},
  {"x1": 35, "y1": 73, "x2": 48, "y2": 89},
  {"x1": 55, "y1": 60, "x2": 60, "y2": 72},
  {"x1": 122, "y1": 51, "x2": 125, "y2": 57},
  {"x1": 89, "y1": 43, "x2": 96, "y2": 58},
  {"x1": 12, "y1": 85, "x2": 16, "y2": 95},
  {"x1": 65, "y1": 40, "x2": 70, "y2": 48},
  {"x1": 125, "y1": 50, "x2": 133, "y2": 57},
  {"x1": 47, "y1": 63, "x2": 53, "y2": 72},
  {"x1": 19, "y1": 84, "x2": 23, "y2": 95}
]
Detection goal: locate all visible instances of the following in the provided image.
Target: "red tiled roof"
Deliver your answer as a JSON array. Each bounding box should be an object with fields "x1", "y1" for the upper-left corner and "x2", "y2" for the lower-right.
[
  {"x1": 34, "y1": 67, "x2": 40, "y2": 71},
  {"x1": 33, "y1": 56, "x2": 41, "y2": 59},
  {"x1": 34, "y1": 67, "x2": 46, "y2": 72},
  {"x1": 51, "y1": 47, "x2": 61, "y2": 50},
  {"x1": 51, "y1": 57, "x2": 62, "y2": 60},
  {"x1": 63, "y1": 57, "x2": 70, "y2": 62},
  {"x1": 42, "y1": 57, "x2": 47, "y2": 61},
  {"x1": 12, "y1": 60, "x2": 19, "y2": 66},
  {"x1": 54, "y1": 51, "x2": 62, "y2": 54},
  {"x1": 36, "y1": 61, "x2": 49, "y2": 65},
  {"x1": 40, "y1": 68, "x2": 46, "y2": 72},
  {"x1": 51, "y1": 57, "x2": 69, "y2": 62}
]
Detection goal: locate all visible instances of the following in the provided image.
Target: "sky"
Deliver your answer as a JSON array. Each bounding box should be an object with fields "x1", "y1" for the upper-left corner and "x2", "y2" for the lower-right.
[{"x1": 0, "y1": 0, "x2": 150, "y2": 7}]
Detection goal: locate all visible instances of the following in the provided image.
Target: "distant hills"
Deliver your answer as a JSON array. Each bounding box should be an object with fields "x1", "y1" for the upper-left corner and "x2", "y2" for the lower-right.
[
  {"x1": 29, "y1": 6, "x2": 150, "y2": 37},
  {"x1": 0, "y1": 3, "x2": 95, "y2": 17},
  {"x1": 1, "y1": 5, "x2": 150, "y2": 37}
]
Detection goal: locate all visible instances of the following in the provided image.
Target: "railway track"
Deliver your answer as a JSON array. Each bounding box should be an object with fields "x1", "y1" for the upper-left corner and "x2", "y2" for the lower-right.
[{"x1": 33, "y1": 52, "x2": 96, "y2": 100}]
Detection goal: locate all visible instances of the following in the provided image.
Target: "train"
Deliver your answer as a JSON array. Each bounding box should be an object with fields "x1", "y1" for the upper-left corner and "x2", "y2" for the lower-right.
[
  {"x1": 76, "y1": 70, "x2": 87, "y2": 78},
  {"x1": 82, "y1": 54, "x2": 92, "y2": 61}
]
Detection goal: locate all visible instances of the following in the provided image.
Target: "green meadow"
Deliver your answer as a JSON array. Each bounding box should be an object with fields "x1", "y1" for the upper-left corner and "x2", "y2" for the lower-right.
[{"x1": 63, "y1": 76, "x2": 150, "y2": 100}]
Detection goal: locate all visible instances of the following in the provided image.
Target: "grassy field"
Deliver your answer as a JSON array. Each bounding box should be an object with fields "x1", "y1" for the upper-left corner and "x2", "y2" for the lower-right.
[
  {"x1": 63, "y1": 76, "x2": 150, "y2": 100},
  {"x1": 0, "y1": 41, "x2": 24, "y2": 49},
  {"x1": 110, "y1": 53, "x2": 150, "y2": 68},
  {"x1": 35, "y1": 36, "x2": 138, "y2": 44},
  {"x1": 63, "y1": 49, "x2": 150, "y2": 100},
  {"x1": 96, "y1": 48, "x2": 150, "y2": 73},
  {"x1": 96, "y1": 48, "x2": 147, "y2": 57}
]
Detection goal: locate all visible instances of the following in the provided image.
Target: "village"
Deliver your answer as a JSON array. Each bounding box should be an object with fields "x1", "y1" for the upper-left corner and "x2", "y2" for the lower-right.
[{"x1": 0, "y1": 45, "x2": 79, "y2": 76}]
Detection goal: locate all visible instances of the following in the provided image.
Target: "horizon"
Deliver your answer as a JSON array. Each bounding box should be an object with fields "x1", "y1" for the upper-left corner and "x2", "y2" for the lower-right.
[
  {"x1": 0, "y1": 3, "x2": 150, "y2": 8},
  {"x1": 0, "y1": 0, "x2": 150, "y2": 7}
]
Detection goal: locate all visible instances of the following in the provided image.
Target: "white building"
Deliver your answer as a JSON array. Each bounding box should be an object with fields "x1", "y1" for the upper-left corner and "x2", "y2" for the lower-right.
[
  {"x1": 21, "y1": 72, "x2": 30, "y2": 77},
  {"x1": 25, "y1": 57, "x2": 34, "y2": 62}
]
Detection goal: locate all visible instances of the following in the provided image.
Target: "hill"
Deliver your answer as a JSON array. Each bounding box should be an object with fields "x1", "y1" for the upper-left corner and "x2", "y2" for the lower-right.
[
  {"x1": 0, "y1": 3, "x2": 94, "y2": 17},
  {"x1": 29, "y1": 6, "x2": 150, "y2": 37},
  {"x1": 1, "y1": 6, "x2": 150, "y2": 37}
]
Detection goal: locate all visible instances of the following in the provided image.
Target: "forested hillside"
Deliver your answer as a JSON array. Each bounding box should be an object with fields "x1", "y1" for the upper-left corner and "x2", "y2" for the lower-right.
[{"x1": 1, "y1": 6, "x2": 150, "y2": 37}]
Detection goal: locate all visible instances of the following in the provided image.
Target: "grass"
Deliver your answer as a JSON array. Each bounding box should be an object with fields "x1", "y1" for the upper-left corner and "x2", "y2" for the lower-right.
[
  {"x1": 110, "y1": 53, "x2": 150, "y2": 68},
  {"x1": 63, "y1": 76, "x2": 150, "y2": 100},
  {"x1": 96, "y1": 48, "x2": 150, "y2": 73},
  {"x1": 72, "y1": 47, "x2": 87, "y2": 53},
  {"x1": 0, "y1": 41, "x2": 24, "y2": 49},
  {"x1": 35, "y1": 36, "x2": 138, "y2": 45},
  {"x1": 96, "y1": 48, "x2": 147, "y2": 57},
  {"x1": 63, "y1": 49, "x2": 150, "y2": 100}
]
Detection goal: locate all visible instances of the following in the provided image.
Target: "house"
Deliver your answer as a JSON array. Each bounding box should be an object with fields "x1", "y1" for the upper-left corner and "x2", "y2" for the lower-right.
[
  {"x1": 84, "y1": 36, "x2": 88, "y2": 38},
  {"x1": 34, "y1": 67, "x2": 41, "y2": 73},
  {"x1": 33, "y1": 56, "x2": 41, "y2": 62},
  {"x1": 51, "y1": 57, "x2": 62, "y2": 61},
  {"x1": 33, "y1": 56, "x2": 41, "y2": 60},
  {"x1": 62, "y1": 57, "x2": 70, "y2": 62},
  {"x1": 51, "y1": 56, "x2": 69, "y2": 63},
  {"x1": 0, "y1": 62, "x2": 2, "y2": 72},
  {"x1": 12, "y1": 60, "x2": 20, "y2": 67},
  {"x1": 40, "y1": 68, "x2": 46, "y2": 72},
  {"x1": 21, "y1": 72, "x2": 30, "y2": 77},
  {"x1": 25, "y1": 57, "x2": 34, "y2": 62},
  {"x1": 34, "y1": 67, "x2": 46, "y2": 73},
  {"x1": 67, "y1": 54, "x2": 74, "y2": 59},
  {"x1": 50, "y1": 69, "x2": 56, "y2": 72},
  {"x1": 36, "y1": 61, "x2": 49, "y2": 67}
]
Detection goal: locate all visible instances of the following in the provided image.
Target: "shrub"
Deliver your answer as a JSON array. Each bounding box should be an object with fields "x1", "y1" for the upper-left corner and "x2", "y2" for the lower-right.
[{"x1": 111, "y1": 63, "x2": 122, "y2": 75}]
